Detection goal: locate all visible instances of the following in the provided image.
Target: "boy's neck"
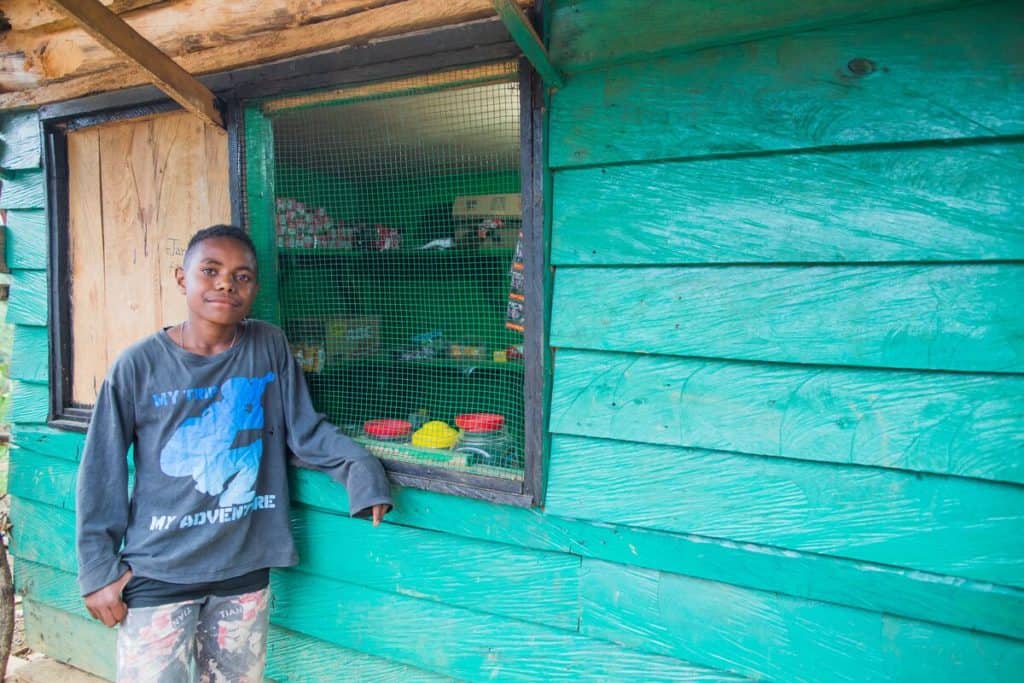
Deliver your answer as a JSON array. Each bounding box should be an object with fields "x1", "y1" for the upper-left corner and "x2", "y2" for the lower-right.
[{"x1": 177, "y1": 318, "x2": 240, "y2": 356}]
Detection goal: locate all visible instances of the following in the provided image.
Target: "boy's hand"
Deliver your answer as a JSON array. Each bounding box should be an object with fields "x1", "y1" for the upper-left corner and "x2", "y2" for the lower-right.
[
  {"x1": 371, "y1": 504, "x2": 391, "y2": 527},
  {"x1": 84, "y1": 570, "x2": 133, "y2": 627}
]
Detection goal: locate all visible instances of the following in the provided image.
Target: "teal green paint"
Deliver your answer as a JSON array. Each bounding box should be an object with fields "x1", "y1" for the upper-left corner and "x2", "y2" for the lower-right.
[
  {"x1": 579, "y1": 559, "x2": 1024, "y2": 683},
  {"x1": 268, "y1": 625, "x2": 458, "y2": 683},
  {"x1": 3, "y1": 209, "x2": 47, "y2": 269},
  {"x1": 15, "y1": 447, "x2": 1024, "y2": 646},
  {"x1": 546, "y1": 434, "x2": 1024, "y2": 587},
  {"x1": 7, "y1": 269, "x2": 46, "y2": 326},
  {"x1": 493, "y1": 0, "x2": 564, "y2": 88},
  {"x1": 0, "y1": 169, "x2": 45, "y2": 209},
  {"x1": 11, "y1": 425, "x2": 85, "y2": 462},
  {"x1": 244, "y1": 106, "x2": 280, "y2": 324},
  {"x1": 549, "y1": 2, "x2": 1024, "y2": 166},
  {"x1": 552, "y1": 143, "x2": 1024, "y2": 265},
  {"x1": 292, "y1": 505, "x2": 580, "y2": 632},
  {"x1": 289, "y1": 467, "x2": 1024, "y2": 640},
  {"x1": 560, "y1": 513, "x2": 1024, "y2": 642},
  {"x1": 10, "y1": 324, "x2": 48, "y2": 383},
  {"x1": 550, "y1": 350, "x2": 1024, "y2": 485},
  {"x1": 270, "y1": 570, "x2": 747, "y2": 682},
  {"x1": 548, "y1": 0, "x2": 966, "y2": 73},
  {"x1": 0, "y1": 111, "x2": 41, "y2": 170},
  {"x1": 8, "y1": 380, "x2": 49, "y2": 424},
  {"x1": 9, "y1": 497, "x2": 76, "y2": 573},
  {"x1": 14, "y1": 562, "x2": 456, "y2": 683},
  {"x1": 23, "y1": 599, "x2": 116, "y2": 681},
  {"x1": 552, "y1": 264, "x2": 1024, "y2": 374}
]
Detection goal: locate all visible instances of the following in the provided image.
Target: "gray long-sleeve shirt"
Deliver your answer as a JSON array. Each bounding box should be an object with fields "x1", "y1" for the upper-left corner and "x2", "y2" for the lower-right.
[{"x1": 76, "y1": 319, "x2": 392, "y2": 596}]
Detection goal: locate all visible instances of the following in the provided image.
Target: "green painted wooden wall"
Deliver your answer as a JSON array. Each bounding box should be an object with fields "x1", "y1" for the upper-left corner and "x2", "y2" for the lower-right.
[{"x1": 5, "y1": 0, "x2": 1024, "y2": 681}]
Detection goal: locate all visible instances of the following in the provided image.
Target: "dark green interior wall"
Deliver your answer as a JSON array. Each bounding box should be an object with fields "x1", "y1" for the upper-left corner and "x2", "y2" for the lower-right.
[
  {"x1": 6, "y1": 1, "x2": 1024, "y2": 681},
  {"x1": 273, "y1": 163, "x2": 524, "y2": 433}
]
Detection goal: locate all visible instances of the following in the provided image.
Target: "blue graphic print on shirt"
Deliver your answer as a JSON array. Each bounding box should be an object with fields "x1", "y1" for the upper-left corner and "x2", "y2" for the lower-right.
[{"x1": 160, "y1": 373, "x2": 277, "y2": 507}]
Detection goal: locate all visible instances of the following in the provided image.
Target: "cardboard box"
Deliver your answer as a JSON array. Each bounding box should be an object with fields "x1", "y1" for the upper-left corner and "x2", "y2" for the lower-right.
[
  {"x1": 325, "y1": 317, "x2": 380, "y2": 358},
  {"x1": 452, "y1": 193, "x2": 521, "y2": 218}
]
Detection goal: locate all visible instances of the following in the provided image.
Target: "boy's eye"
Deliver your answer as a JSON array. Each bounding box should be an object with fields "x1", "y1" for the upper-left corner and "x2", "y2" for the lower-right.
[
  {"x1": 201, "y1": 267, "x2": 217, "y2": 277},
  {"x1": 236, "y1": 274, "x2": 252, "y2": 283}
]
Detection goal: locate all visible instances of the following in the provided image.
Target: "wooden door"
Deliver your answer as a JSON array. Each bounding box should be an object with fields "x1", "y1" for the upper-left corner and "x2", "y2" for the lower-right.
[{"x1": 67, "y1": 110, "x2": 230, "y2": 404}]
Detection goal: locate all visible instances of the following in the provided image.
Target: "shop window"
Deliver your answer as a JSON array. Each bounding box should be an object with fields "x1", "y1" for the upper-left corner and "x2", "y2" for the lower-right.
[{"x1": 246, "y1": 61, "x2": 543, "y2": 504}]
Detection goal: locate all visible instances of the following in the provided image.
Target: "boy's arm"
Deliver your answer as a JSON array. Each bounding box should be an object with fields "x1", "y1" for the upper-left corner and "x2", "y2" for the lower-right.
[
  {"x1": 76, "y1": 376, "x2": 134, "y2": 598},
  {"x1": 276, "y1": 332, "x2": 393, "y2": 519}
]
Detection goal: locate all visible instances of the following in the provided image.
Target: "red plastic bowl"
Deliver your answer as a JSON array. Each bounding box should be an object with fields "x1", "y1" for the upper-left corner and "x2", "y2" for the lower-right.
[
  {"x1": 363, "y1": 419, "x2": 412, "y2": 438},
  {"x1": 455, "y1": 413, "x2": 505, "y2": 433}
]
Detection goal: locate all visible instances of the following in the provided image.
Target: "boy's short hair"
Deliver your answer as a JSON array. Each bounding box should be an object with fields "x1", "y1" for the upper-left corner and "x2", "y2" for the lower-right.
[{"x1": 184, "y1": 225, "x2": 258, "y2": 268}]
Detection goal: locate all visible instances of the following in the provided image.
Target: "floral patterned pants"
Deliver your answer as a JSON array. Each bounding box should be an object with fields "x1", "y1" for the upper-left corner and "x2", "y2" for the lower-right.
[{"x1": 116, "y1": 588, "x2": 269, "y2": 683}]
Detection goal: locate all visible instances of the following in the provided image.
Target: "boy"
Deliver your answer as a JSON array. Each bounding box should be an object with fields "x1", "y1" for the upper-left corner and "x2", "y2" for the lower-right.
[{"x1": 76, "y1": 225, "x2": 392, "y2": 681}]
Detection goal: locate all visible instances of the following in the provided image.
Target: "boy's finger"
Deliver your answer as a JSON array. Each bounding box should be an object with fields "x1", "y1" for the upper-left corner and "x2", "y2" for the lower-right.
[{"x1": 372, "y1": 505, "x2": 382, "y2": 527}]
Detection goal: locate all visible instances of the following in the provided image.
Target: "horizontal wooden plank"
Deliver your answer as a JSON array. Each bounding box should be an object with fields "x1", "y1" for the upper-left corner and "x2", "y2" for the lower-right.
[
  {"x1": 551, "y1": 143, "x2": 1024, "y2": 265},
  {"x1": 10, "y1": 497, "x2": 77, "y2": 573},
  {"x1": 15, "y1": 449, "x2": 1024, "y2": 641},
  {"x1": 552, "y1": 264, "x2": 1024, "y2": 373},
  {"x1": 0, "y1": 111, "x2": 40, "y2": 170},
  {"x1": 549, "y1": 349, "x2": 1024, "y2": 484},
  {"x1": 546, "y1": 434, "x2": 1024, "y2": 588},
  {"x1": 549, "y1": 1, "x2": 1024, "y2": 166},
  {"x1": 14, "y1": 560, "x2": 457, "y2": 683},
  {"x1": 548, "y1": 0, "x2": 964, "y2": 73},
  {"x1": 10, "y1": 324, "x2": 48, "y2": 382},
  {"x1": 7, "y1": 379, "x2": 50, "y2": 424},
  {"x1": 271, "y1": 569, "x2": 747, "y2": 681},
  {"x1": 3, "y1": 208, "x2": 48, "y2": 269},
  {"x1": 8, "y1": 446, "x2": 579, "y2": 631},
  {"x1": 0, "y1": 168, "x2": 45, "y2": 209},
  {"x1": 11, "y1": 424, "x2": 86, "y2": 462},
  {"x1": 7, "y1": 268, "x2": 47, "y2": 325},
  {"x1": 291, "y1": 466, "x2": 1024, "y2": 640},
  {"x1": 9, "y1": 450, "x2": 79, "y2": 512},
  {"x1": 22, "y1": 598, "x2": 116, "y2": 681},
  {"x1": 293, "y1": 506, "x2": 580, "y2": 632},
  {"x1": 580, "y1": 559, "x2": 1024, "y2": 683}
]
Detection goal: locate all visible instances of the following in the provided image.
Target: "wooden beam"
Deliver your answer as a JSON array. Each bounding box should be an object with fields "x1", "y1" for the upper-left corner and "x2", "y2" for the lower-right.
[
  {"x1": 492, "y1": 0, "x2": 563, "y2": 88},
  {"x1": 41, "y1": 0, "x2": 223, "y2": 127}
]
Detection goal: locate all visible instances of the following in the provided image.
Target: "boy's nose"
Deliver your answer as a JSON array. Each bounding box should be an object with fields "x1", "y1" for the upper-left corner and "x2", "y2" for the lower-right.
[{"x1": 216, "y1": 276, "x2": 235, "y2": 292}]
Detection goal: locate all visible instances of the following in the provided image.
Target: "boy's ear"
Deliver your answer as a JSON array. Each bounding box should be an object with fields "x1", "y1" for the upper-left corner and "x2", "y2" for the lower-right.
[{"x1": 174, "y1": 265, "x2": 186, "y2": 292}]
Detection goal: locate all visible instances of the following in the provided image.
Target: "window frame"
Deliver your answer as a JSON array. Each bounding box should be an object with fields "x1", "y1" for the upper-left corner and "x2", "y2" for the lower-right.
[{"x1": 43, "y1": 19, "x2": 549, "y2": 507}]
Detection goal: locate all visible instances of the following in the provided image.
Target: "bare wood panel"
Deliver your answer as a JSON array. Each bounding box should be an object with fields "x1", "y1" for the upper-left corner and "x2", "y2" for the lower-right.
[
  {"x1": 0, "y1": 0, "x2": 166, "y2": 32},
  {"x1": 67, "y1": 127, "x2": 107, "y2": 404},
  {"x1": 71, "y1": 111, "x2": 228, "y2": 404},
  {"x1": 0, "y1": 0, "x2": 533, "y2": 108},
  {"x1": 2, "y1": 0, "x2": 400, "y2": 82}
]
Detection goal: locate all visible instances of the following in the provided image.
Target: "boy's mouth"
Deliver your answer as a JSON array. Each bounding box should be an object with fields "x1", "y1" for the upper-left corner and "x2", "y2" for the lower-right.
[{"x1": 206, "y1": 296, "x2": 240, "y2": 307}]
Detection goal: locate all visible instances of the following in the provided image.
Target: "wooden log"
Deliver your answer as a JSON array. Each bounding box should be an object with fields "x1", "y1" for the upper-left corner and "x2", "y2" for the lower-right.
[
  {"x1": 0, "y1": 0, "x2": 166, "y2": 32},
  {"x1": 0, "y1": 0, "x2": 533, "y2": 108},
  {"x1": 0, "y1": 170, "x2": 45, "y2": 209},
  {"x1": 6, "y1": 380, "x2": 50, "y2": 424},
  {"x1": 42, "y1": 0, "x2": 224, "y2": 127}
]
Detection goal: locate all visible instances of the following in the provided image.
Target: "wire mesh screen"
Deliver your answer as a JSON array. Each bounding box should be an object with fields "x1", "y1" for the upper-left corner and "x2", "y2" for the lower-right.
[{"x1": 267, "y1": 62, "x2": 525, "y2": 481}]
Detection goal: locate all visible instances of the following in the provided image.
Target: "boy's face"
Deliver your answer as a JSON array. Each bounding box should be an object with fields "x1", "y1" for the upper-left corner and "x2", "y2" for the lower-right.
[{"x1": 175, "y1": 236, "x2": 259, "y2": 327}]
